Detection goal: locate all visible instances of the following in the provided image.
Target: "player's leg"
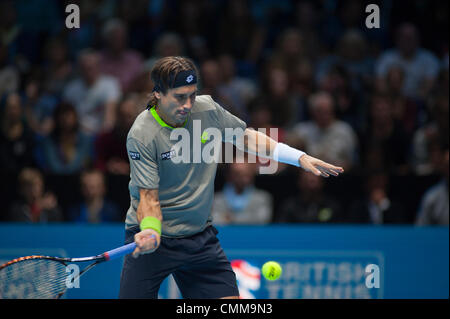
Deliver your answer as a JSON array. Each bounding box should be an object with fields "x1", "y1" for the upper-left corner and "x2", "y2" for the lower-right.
[
  {"x1": 118, "y1": 226, "x2": 176, "y2": 299},
  {"x1": 172, "y1": 226, "x2": 240, "y2": 299},
  {"x1": 119, "y1": 253, "x2": 169, "y2": 298}
]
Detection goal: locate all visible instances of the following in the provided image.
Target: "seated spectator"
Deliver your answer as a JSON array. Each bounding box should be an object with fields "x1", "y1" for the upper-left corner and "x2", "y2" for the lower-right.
[
  {"x1": 41, "y1": 36, "x2": 74, "y2": 96},
  {"x1": 7, "y1": 167, "x2": 63, "y2": 222},
  {"x1": 290, "y1": 58, "x2": 315, "y2": 123},
  {"x1": 68, "y1": 169, "x2": 121, "y2": 223},
  {"x1": 432, "y1": 63, "x2": 449, "y2": 97},
  {"x1": 317, "y1": 64, "x2": 364, "y2": 132},
  {"x1": 270, "y1": 28, "x2": 311, "y2": 71},
  {"x1": 114, "y1": 0, "x2": 160, "y2": 56},
  {"x1": 63, "y1": 49, "x2": 121, "y2": 134},
  {"x1": 0, "y1": 93, "x2": 36, "y2": 176},
  {"x1": 65, "y1": 2, "x2": 98, "y2": 57},
  {"x1": 384, "y1": 65, "x2": 421, "y2": 137},
  {"x1": 411, "y1": 94, "x2": 449, "y2": 175},
  {"x1": 292, "y1": 91, "x2": 358, "y2": 170},
  {"x1": 247, "y1": 97, "x2": 286, "y2": 143},
  {"x1": 95, "y1": 94, "x2": 139, "y2": 175},
  {"x1": 129, "y1": 62, "x2": 156, "y2": 109},
  {"x1": 216, "y1": 0, "x2": 265, "y2": 69},
  {"x1": 212, "y1": 162, "x2": 273, "y2": 225},
  {"x1": 375, "y1": 23, "x2": 440, "y2": 100},
  {"x1": 143, "y1": 32, "x2": 185, "y2": 70},
  {"x1": 199, "y1": 59, "x2": 239, "y2": 117},
  {"x1": 199, "y1": 58, "x2": 223, "y2": 98},
  {"x1": 0, "y1": 1, "x2": 42, "y2": 65},
  {"x1": 275, "y1": 170, "x2": 343, "y2": 223},
  {"x1": 247, "y1": 97, "x2": 287, "y2": 173},
  {"x1": 175, "y1": 1, "x2": 211, "y2": 62},
  {"x1": 315, "y1": 29, "x2": 374, "y2": 95},
  {"x1": 99, "y1": 19, "x2": 144, "y2": 93},
  {"x1": 36, "y1": 103, "x2": 93, "y2": 175},
  {"x1": 359, "y1": 94, "x2": 410, "y2": 175},
  {"x1": 260, "y1": 64, "x2": 297, "y2": 128},
  {"x1": 0, "y1": 41, "x2": 19, "y2": 100},
  {"x1": 347, "y1": 172, "x2": 407, "y2": 224},
  {"x1": 217, "y1": 53, "x2": 258, "y2": 123},
  {"x1": 23, "y1": 76, "x2": 59, "y2": 137},
  {"x1": 416, "y1": 143, "x2": 449, "y2": 225}
]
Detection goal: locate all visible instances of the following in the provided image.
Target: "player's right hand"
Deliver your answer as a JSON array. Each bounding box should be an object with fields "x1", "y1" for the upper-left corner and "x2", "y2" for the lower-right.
[{"x1": 132, "y1": 228, "x2": 161, "y2": 258}]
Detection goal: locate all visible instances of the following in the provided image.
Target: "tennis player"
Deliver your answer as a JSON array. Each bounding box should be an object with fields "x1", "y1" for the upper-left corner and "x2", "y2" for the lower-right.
[{"x1": 118, "y1": 56, "x2": 344, "y2": 299}]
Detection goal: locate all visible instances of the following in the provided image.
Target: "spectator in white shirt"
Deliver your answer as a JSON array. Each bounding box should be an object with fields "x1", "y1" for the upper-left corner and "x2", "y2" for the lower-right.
[
  {"x1": 375, "y1": 23, "x2": 440, "y2": 100},
  {"x1": 63, "y1": 49, "x2": 121, "y2": 134},
  {"x1": 212, "y1": 162, "x2": 273, "y2": 225},
  {"x1": 99, "y1": 19, "x2": 144, "y2": 93},
  {"x1": 292, "y1": 91, "x2": 358, "y2": 170}
]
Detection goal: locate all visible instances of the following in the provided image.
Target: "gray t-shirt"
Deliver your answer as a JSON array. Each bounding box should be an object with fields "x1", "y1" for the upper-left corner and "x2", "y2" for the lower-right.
[{"x1": 125, "y1": 95, "x2": 247, "y2": 237}]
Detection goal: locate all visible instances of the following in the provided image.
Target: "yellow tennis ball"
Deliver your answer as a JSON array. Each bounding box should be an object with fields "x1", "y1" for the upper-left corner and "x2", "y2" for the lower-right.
[{"x1": 261, "y1": 261, "x2": 282, "y2": 280}]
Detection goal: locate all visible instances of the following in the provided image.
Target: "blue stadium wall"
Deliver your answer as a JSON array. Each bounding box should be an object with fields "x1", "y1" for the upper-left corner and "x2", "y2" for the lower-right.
[{"x1": 0, "y1": 224, "x2": 448, "y2": 299}]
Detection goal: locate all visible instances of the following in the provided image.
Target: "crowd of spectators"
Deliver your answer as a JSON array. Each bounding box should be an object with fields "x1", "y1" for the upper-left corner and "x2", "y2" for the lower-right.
[{"x1": 0, "y1": 0, "x2": 448, "y2": 225}]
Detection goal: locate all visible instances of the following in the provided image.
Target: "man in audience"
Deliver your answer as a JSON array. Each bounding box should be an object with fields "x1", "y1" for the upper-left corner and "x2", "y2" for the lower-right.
[
  {"x1": 63, "y1": 49, "x2": 121, "y2": 134},
  {"x1": 212, "y1": 162, "x2": 273, "y2": 225},
  {"x1": 95, "y1": 94, "x2": 140, "y2": 176},
  {"x1": 276, "y1": 170, "x2": 343, "y2": 223},
  {"x1": 99, "y1": 19, "x2": 144, "y2": 93},
  {"x1": 292, "y1": 91, "x2": 358, "y2": 170},
  {"x1": 68, "y1": 169, "x2": 121, "y2": 223},
  {"x1": 348, "y1": 172, "x2": 407, "y2": 224},
  {"x1": 7, "y1": 168, "x2": 63, "y2": 222},
  {"x1": 375, "y1": 23, "x2": 440, "y2": 100},
  {"x1": 416, "y1": 142, "x2": 449, "y2": 225}
]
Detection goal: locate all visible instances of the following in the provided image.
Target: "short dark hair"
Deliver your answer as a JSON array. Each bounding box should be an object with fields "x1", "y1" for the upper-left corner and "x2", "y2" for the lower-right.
[{"x1": 146, "y1": 56, "x2": 199, "y2": 108}]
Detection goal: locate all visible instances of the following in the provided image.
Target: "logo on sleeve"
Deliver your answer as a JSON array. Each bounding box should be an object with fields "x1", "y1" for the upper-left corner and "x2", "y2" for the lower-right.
[
  {"x1": 129, "y1": 151, "x2": 140, "y2": 160},
  {"x1": 161, "y1": 150, "x2": 176, "y2": 160}
]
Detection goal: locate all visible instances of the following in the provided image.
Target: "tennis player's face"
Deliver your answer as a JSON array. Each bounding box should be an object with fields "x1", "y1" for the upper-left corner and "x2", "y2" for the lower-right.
[{"x1": 157, "y1": 85, "x2": 197, "y2": 127}]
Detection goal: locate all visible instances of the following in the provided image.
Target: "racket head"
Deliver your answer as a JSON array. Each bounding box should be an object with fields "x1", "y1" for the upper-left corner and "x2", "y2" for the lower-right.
[
  {"x1": 0, "y1": 256, "x2": 70, "y2": 299},
  {"x1": 0, "y1": 242, "x2": 134, "y2": 299}
]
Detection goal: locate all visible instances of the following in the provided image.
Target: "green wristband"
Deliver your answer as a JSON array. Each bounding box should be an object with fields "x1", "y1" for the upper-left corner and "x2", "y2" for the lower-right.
[{"x1": 140, "y1": 216, "x2": 162, "y2": 235}]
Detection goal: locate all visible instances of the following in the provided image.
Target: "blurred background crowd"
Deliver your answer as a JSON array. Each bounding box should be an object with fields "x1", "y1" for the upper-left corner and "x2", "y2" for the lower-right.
[{"x1": 0, "y1": 0, "x2": 448, "y2": 226}]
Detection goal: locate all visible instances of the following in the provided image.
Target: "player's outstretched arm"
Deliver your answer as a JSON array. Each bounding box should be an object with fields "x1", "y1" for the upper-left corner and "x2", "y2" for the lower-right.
[
  {"x1": 237, "y1": 128, "x2": 344, "y2": 178},
  {"x1": 132, "y1": 188, "x2": 162, "y2": 258}
]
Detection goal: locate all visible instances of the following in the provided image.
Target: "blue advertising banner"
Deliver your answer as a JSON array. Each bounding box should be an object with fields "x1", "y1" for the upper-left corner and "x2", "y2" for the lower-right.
[{"x1": 0, "y1": 224, "x2": 448, "y2": 299}]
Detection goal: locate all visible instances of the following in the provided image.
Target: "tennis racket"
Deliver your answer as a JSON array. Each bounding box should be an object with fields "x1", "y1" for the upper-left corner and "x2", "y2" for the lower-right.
[{"x1": 0, "y1": 239, "x2": 146, "y2": 299}]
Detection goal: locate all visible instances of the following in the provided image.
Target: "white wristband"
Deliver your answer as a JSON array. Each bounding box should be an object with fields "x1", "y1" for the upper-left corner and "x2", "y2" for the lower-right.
[{"x1": 273, "y1": 143, "x2": 306, "y2": 167}]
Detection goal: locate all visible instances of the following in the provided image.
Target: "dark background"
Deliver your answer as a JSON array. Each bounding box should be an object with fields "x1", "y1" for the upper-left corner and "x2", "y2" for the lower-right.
[{"x1": 0, "y1": 0, "x2": 448, "y2": 224}]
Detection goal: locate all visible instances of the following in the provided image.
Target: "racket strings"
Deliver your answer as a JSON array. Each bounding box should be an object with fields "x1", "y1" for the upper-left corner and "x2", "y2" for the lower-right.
[{"x1": 0, "y1": 258, "x2": 68, "y2": 299}]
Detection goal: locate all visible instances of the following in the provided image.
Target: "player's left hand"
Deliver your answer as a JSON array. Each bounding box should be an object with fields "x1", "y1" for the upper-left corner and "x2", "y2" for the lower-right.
[{"x1": 299, "y1": 154, "x2": 344, "y2": 178}]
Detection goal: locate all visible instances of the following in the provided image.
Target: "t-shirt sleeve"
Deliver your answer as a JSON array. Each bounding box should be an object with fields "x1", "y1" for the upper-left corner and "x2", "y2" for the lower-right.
[
  {"x1": 127, "y1": 137, "x2": 159, "y2": 189},
  {"x1": 211, "y1": 98, "x2": 247, "y2": 143}
]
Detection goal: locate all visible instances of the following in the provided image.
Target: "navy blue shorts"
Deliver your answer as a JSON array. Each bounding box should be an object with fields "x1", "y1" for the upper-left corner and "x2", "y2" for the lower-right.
[{"x1": 118, "y1": 225, "x2": 239, "y2": 299}]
